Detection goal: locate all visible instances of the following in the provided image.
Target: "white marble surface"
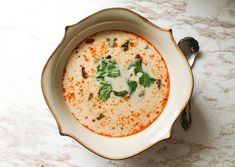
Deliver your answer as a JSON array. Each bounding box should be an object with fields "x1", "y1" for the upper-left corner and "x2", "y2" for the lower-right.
[{"x1": 0, "y1": 0, "x2": 235, "y2": 166}]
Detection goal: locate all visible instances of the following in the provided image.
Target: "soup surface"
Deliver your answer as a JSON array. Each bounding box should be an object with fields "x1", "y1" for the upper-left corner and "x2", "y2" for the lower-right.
[{"x1": 62, "y1": 30, "x2": 170, "y2": 137}]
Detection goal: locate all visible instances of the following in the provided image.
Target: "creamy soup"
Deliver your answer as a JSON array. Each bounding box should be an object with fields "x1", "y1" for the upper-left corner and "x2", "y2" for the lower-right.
[{"x1": 62, "y1": 30, "x2": 170, "y2": 137}]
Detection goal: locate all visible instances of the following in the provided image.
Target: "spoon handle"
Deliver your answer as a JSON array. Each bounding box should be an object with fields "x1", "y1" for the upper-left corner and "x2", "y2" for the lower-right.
[
  {"x1": 180, "y1": 102, "x2": 191, "y2": 131},
  {"x1": 178, "y1": 37, "x2": 199, "y2": 131}
]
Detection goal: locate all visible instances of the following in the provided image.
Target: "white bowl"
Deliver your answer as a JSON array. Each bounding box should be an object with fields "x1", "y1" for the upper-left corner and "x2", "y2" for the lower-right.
[{"x1": 41, "y1": 8, "x2": 193, "y2": 159}]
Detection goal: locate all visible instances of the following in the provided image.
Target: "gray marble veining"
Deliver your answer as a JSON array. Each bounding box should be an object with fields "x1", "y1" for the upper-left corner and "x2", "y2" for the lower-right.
[{"x1": 0, "y1": 0, "x2": 234, "y2": 166}]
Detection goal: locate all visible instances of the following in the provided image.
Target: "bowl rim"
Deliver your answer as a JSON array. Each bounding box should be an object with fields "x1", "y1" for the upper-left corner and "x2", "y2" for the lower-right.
[{"x1": 41, "y1": 7, "x2": 194, "y2": 160}]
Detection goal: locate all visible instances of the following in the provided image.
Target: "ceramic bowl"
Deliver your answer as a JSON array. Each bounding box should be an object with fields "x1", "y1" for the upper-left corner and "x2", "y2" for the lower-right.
[{"x1": 41, "y1": 8, "x2": 193, "y2": 159}]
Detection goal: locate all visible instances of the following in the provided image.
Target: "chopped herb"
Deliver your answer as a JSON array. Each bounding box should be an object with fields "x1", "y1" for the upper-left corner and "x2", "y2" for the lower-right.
[
  {"x1": 96, "y1": 59, "x2": 120, "y2": 79},
  {"x1": 145, "y1": 45, "x2": 149, "y2": 49},
  {"x1": 106, "y1": 37, "x2": 117, "y2": 48},
  {"x1": 139, "y1": 90, "x2": 145, "y2": 97},
  {"x1": 127, "y1": 58, "x2": 143, "y2": 74},
  {"x1": 139, "y1": 72, "x2": 156, "y2": 87},
  {"x1": 81, "y1": 66, "x2": 88, "y2": 79},
  {"x1": 97, "y1": 113, "x2": 105, "y2": 120},
  {"x1": 113, "y1": 90, "x2": 128, "y2": 97},
  {"x1": 98, "y1": 80, "x2": 113, "y2": 101},
  {"x1": 121, "y1": 40, "x2": 130, "y2": 51},
  {"x1": 127, "y1": 80, "x2": 137, "y2": 94},
  {"x1": 156, "y1": 79, "x2": 161, "y2": 89}
]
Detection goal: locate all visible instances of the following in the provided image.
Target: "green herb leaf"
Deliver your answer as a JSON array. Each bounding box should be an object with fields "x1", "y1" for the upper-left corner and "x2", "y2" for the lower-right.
[
  {"x1": 113, "y1": 90, "x2": 128, "y2": 97},
  {"x1": 139, "y1": 72, "x2": 156, "y2": 87},
  {"x1": 127, "y1": 80, "x2": 137, "y2": 94},
  {"x1": 96, "y1": 59, "x2": 120, "y2": 79},
  {"x1": 96, "y1": 60, "x2": 107, "y2": 78},
  {"x1": 128, "y1": 57, "x2": 156, "y2": 88},
  {"x1": 106, "y1": 38, "x2": 117, "y2": 48},
  {"x1": 98, "y1": 80, "x2": 113, "y2": 101},
  {"x1": 127, "y1": 59, "x2": 143, "y2": 74},
  {"x1": 106, "y1": 60, "x2": 120, "y2": 78}
]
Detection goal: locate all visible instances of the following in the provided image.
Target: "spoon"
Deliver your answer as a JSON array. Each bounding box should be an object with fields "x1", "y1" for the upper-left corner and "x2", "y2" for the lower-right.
[{"x1": 178, "y1": 37, "x2": 199, "y2": 131}]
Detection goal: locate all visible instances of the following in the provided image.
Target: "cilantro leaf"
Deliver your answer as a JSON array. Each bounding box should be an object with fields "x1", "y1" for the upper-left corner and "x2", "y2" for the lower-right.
[
  {"x1": 127, "y1": 59, "x2": 143, "y2": 74},
  {"x1": 98, "y1": 80, "x2": 113, "y2": 101},
  {"x1": 96, "y1": 59, "x2": 121, "y2": 101},
  {"x1": 128, "y1": 57, "x2": 156, "y2": 88},
  {"x1": 127, "y1": 80, "x2": 137, "y2": 94},
  {"x1": 139, "y1": 72, "x2": 156, "y2": 87},
  {"x1": 113, "y1": 90, "x2": 128, "y2": 97},
  {"x1": 96, "y1": 60, "x2": 107, "y2": 78},
  {"x1": 96, "y1": 59, "x2": 120, "y2": 79},
  {"x1": 106, "y1": 60, "x2": 120, "y2": 78}
]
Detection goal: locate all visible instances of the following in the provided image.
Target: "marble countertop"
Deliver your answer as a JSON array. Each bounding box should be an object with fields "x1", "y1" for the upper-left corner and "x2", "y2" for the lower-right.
[{"x1": 0, "y1": 0, "x2": 234, "y2": 166}]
